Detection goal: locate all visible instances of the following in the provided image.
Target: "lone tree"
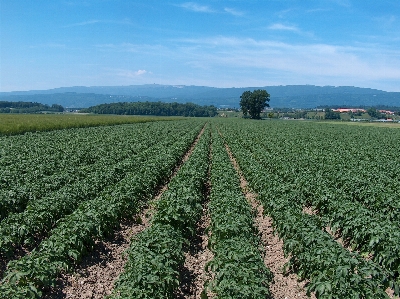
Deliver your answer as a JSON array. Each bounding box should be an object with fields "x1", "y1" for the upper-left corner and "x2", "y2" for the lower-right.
[{"x1": 240, "y1": 89, "x2": 270, "y2": 119}]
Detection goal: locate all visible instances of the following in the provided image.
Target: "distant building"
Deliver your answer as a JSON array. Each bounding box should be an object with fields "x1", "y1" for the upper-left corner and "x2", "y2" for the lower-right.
[
  {"x1": 379, "y1": 110, "x2": 395, "y2": 115},
  {"x1": 332, "y1": 108, "x2": 366, "y2": 113}
]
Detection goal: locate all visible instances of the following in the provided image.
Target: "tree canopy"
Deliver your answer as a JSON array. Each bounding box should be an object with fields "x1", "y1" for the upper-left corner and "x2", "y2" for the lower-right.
[
  {"x1": 239, "y1": 89, "x2": 270, "y2": 119},
  {"x1": 80, "y1": 101, "x2": 218, "y2": 117},
  {"x1": 324, "y1": 108, "x2": 341, "y2": 120},
  {"x1": 0, "y1": 101, "x2": 64, "y2": 113}
]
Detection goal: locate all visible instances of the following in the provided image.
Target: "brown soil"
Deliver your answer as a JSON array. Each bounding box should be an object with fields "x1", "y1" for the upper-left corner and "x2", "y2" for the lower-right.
[
  {"x1": 2, "y1": 125, "x2": 208, "y2": 283},
  {"x1": 223, "y1": 140, "x2": 316, "y2": 299},
  {"x1": 302, "y1": 206, "x2": 316, "y2": 215},
  {"x1": 176, "y1": 138, "x2": 214, "y2": 299},
  {"x1": 42, "y1": 215, "x2": 150, "y2": 299},
  {"x1": 41, "y1": 124, "x2": 207, "y2": 299}
]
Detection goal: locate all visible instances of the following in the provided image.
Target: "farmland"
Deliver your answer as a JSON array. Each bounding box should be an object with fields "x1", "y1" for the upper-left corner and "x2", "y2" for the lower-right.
[
  {"x1": 0, "y1": 118, "x2": 400, "y2": 298},
  {"x1": 0, "y1": 114, "x2": 182, "y2": 136}
]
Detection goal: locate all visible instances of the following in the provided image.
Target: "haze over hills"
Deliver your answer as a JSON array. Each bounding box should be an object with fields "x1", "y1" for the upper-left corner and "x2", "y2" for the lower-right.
[{"x1": 1, "y1": 85, "x2": 400, "y2": 109}]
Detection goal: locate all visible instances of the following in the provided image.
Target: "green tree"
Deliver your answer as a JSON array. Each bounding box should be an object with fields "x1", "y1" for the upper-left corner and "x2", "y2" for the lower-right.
[
  {"x1": 240, "y1": 89, "x2": 270, "y2": 119},
  {"x1": 367, "y1": 108, "x2": 381, "y2": 118},
  {"x1": 324, "y1": 108, "x2": 340, "y2": 120}
]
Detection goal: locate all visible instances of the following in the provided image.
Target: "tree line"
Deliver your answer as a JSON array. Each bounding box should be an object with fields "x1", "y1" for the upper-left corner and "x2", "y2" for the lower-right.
[
  {"x1": 0, "y1": 101, "x2": 64, "y2": 113},
  {"x1": 79, "y1": 101, "x2": 218, "y2": 117}
]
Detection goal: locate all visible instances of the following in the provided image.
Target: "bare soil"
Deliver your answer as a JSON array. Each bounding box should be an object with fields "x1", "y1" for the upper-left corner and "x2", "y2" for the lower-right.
[
  {"x1": 302, "y1": 206, "x2": 316, "y2": 216},
  {"x1": 224, "y1": 141, "x2": 316, "y2": 299},
  {"x1": 42, "y1": 216, "x2": 150, "y2": 299},
  {"x1": 41, "y1": 125, "x2": 207, "y2": 299},
  {"x1": 176, "y1": 138, "x2": 214, "y2": 299}
]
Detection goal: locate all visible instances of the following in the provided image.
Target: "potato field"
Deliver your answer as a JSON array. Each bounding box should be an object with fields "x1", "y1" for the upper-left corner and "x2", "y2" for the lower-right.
[{"x1": 0, "y1": 118, "x2": 399, "y2": 299}]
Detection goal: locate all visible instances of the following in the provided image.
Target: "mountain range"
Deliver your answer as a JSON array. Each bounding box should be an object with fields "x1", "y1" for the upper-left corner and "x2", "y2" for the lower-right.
[{"x1": 1, "y1": 84, "x2": 400, "y2": 108}]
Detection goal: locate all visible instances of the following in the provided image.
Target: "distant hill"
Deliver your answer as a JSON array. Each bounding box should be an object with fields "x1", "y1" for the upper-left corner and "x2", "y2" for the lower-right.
[{"x1": 1, "y1": 84, "x2": 400, "y2": 108}]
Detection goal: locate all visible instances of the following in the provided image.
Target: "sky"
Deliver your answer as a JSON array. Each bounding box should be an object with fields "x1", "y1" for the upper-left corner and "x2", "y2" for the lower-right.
[{"x1": 1, "y1": 0, "x2": 400, "y2": 92}]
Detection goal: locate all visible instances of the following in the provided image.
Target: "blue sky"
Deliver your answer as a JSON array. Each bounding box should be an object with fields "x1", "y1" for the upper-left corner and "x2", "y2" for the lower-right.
[{"x1": 1, "y1": 0, "x2": 400, "y2": 92}]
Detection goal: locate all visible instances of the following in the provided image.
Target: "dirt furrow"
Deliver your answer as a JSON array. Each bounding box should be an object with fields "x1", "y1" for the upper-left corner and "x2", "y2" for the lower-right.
[
  {"x1": 42, "y1": 124, "x2": 207, "y2": 299},
  {"x1": 223, "y1": 140, "x2": 316, "y2": 299},
  {"x1": 176, "y1": 136, "x2": 214, "y2": 299},
  {"x1": 176, "y1": 203, "x2": 214, "y2": 299},
  {"x1": 42, "y1": 215, "x2": 149, "y2": 299}
]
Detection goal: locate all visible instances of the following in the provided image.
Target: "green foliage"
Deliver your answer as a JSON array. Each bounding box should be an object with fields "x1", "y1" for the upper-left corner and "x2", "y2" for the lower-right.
[
  {"x1": 111, "y1": 125, "x2": 210, "y2": 298},
  {"x1": 0, "y1": 122, "x2": 201, "y2": 257},
  {"x1": 324, "y1": 108, "x2": 340, "y2": 120},
  {"x1": 80, "y1": 101, "x2": 218, "y2": 117},
  {"x1": 204, "y1": 127, "x2": 272, "y2": 298},
  {"x1": 367, "y1": 108, "x2": 384, "y2": 119},
  {"x1": 0, "y1": 114, "x2": 180, "y2": 136},
  {"x1": 0, "y1": 101, "x2": 64, "y2": 113},
  {"x1": 2, "y1": 118, "x2": 400, "y2": 299},
  {"x1": 239, "y1": 89, "x2": 270, "y2": 119},
  {"x1": 216, "y1": 118, "x2": 400, "y2": 298},
  {"x1": 0, "y1": 121, "x2": 205, "y2": 298}
]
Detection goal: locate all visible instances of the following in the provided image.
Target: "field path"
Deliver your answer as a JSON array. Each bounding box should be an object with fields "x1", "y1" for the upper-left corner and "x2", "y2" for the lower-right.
[
  {"x1": 222, "y1": 133, "x2": 316, "y2": 299},
  {"x1": 42, "y1": 124, "x2": 207, "y2": 299}
]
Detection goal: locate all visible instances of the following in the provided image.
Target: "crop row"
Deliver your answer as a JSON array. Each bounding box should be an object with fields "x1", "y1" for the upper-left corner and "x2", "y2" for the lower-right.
[
  {"x1": 218, "y1": 120, "x2": 400, "y2": 283},
  {"x1": 0, "y1": 121, "x2": 201, "y2": 258},
  {"x1": 0, "y1": 123, "x2": 159, "y2": 191},
  {"x1": 0, "y1": 122, "x2": 205, "y2": 298},
  {"x1": 217, "y1": 120, "x2": 398, "y2": 298},
  {"x1": 110, "y1": 124, "x2": 210, "y2": 299},
  {"x1": 0, "y1": 122, "x2": 179, "y2": 220},
  {"x1": 310, "y1": 183, "x2": 400, "y2": 279},
  {"x1": 204, "y1": 127, "x2": 272, "y2": 298},
  {"x1": 222, "y1": 120, "x2": 400, "y2": 222}
]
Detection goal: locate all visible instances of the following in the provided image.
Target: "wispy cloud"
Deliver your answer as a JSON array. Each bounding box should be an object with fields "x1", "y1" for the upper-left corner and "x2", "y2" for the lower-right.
[
  {"x1": 267, "y1": 23, "x2": 314, "y2": 38},
  {"x1": 306, "y1": 8, "x2": 331, "y2": 13},
  {"x1": 174, "y1": 36, "x2": 400, "y2": 83},
  {"x1": 112, "y1": 69, "x2": 151, "y2": 78},
  {"x1": 64, "y1": 20, "x2": 100, "y2": 27},
  {"x1": 268, "y1": 23, "x2": 299, "y2": 32},
  {"x1": 29, "y1": 43, "x2": 67, "y2": 49},
  {"x1": 135, "y1": 70, "x2": 148, "y2": 76},
  {"x1": 276, "y1": 8, "x2": 295, "y2": 19},
  {"x1": 178, "y1": 2, "x2": 214, "y2": 13},
  {"x1": 95, "y1": 43, "x2": 168, "y2": 54},
  {"x1": 373, "y1": 15, "x2": 397, "y2": 29},
  {"x1": 224, "y1": 7, "x2": 244, "y2": 16},
  {"x1": 64, "y1": 19, "x2": 133, "y2": 28},
  {"x1": 177, "y1": 3, "x2": 244, "y2": 16}
]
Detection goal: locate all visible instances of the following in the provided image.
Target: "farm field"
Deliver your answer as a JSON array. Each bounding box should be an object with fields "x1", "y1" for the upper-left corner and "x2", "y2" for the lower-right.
[
  {"x1": 0, "y1": 114, "x2": 183, "y2": 136},
  {"x1": 0, "y1": 118, "x2": 399, "y2": 299}
]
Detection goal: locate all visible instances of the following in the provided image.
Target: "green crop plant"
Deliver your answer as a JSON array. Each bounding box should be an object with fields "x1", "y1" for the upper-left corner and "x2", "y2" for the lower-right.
[
  {"x1": 203, "y1": 126, "x2": 272, "y2": 299},
  {"x1": 216, "y1": 118, "x2": 399, "y2": 298},
  {"x1": 0, "y1": 122, "x2": 205, "y2": 298},
  {"x1": 111, "y1": 124, "x2": 210, "y2": 299}
]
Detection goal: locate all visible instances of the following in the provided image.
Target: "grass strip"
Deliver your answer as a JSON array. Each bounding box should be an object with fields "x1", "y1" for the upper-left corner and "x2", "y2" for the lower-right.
[{"x1": 0, "y1": 114, "x2": 183, "y2": 136}]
